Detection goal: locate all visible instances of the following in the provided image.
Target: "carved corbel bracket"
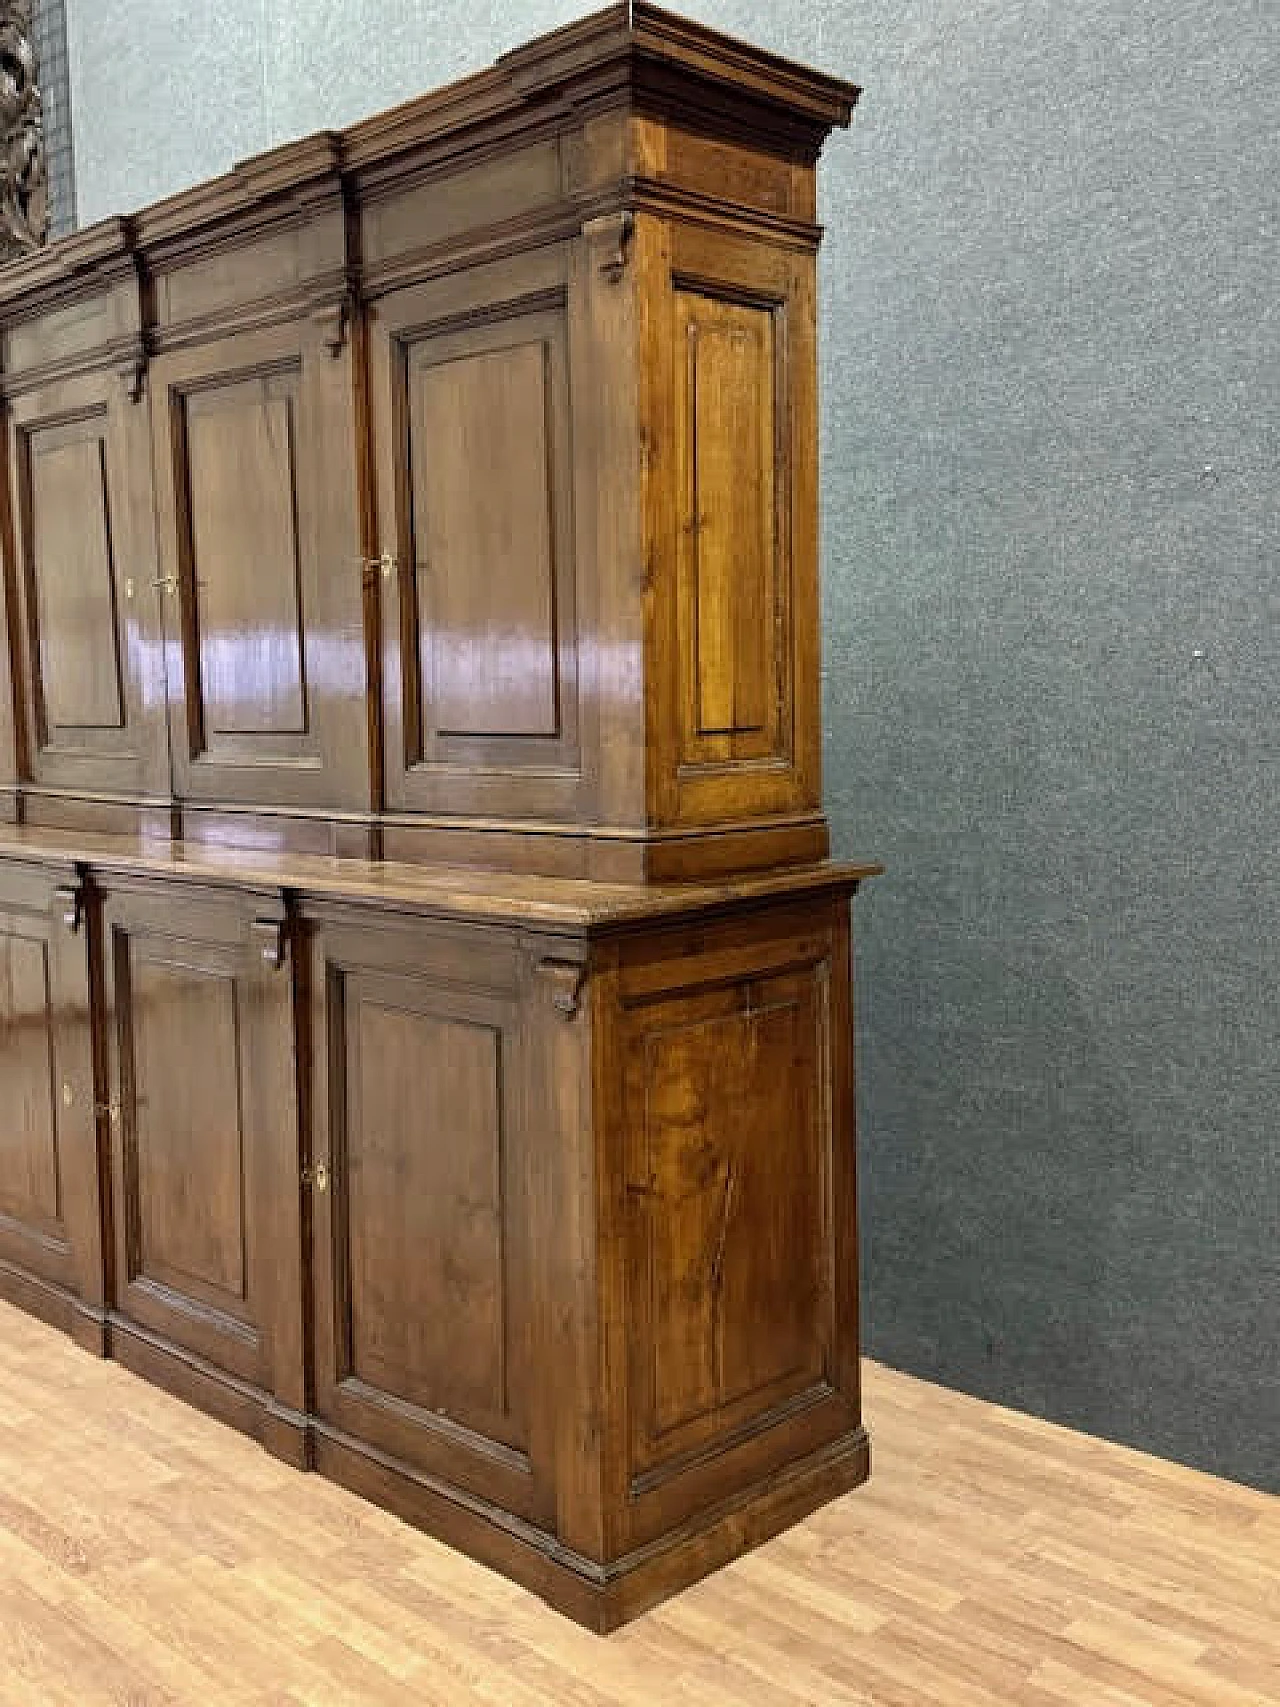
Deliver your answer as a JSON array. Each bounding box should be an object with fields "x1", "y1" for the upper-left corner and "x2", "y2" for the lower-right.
[
  {"x1": 536, "y1": 957, "x2": 590, "y2": 1020},
  {"x1": 116, "y1": 348, "x2": 148, "y2": 404},
  {"x1": 312, "y1": 291, "x2": 354, "y2": 357},
  {"x1": 250, "y1": 914, "x2": 290, "y2": 971},
  {"x1": 53, "y1": 882, "x2": 85, "y2": 935},
  {"x1": 582, "y1": 210, "x2": 634, "y2": 284}
]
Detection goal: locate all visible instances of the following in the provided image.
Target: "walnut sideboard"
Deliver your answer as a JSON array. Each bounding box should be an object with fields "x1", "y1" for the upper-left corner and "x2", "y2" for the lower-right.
[{"x1": 0, "y1": 6, "x2": 876, "y2": 1630}]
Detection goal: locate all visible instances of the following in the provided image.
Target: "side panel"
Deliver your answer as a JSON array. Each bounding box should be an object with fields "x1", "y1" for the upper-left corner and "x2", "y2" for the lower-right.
[
  {"x1": 606, "y1": 894, "x2": 861, "y2": 1550},
  {"x1": 675, "y1": 289, "x2": 781, "y2": 762},
  {"x1": 641, "y1": 216, "x2": 822, "y2": 832}
]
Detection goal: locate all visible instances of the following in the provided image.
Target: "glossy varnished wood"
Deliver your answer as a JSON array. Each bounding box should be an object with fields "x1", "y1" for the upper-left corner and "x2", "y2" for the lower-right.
[
  {"x1": 0, "y1": 1309, "x2": 1274, "y2": 1705},
  {"x1": 0, "y1": 861, "x2": 104, "y2": 1349},
  {"x1": 306, "y1": 904, "x2": 556, "y2": 1527},
  {"x1": 0, "y1": 6, "x2": 874, "y2": 1630},
  {"x1": 0, "y1": 2, "x2": 857, "y2": 877},
  {"x1": 370, "y1": 246, "x2": 586, "y2": 824},
  {"x1": 140, "y1": 142, "x2": 372, "y2": 831},
  {"x1": 97, "y1": 877, "x2": 307, "y2": 1459},
  {"x1": 0, "y1": 223, "x2": 169, "y2": 810},
  {"x1": 0, "y1": 821, "x2": 876, "y2": 1626}
]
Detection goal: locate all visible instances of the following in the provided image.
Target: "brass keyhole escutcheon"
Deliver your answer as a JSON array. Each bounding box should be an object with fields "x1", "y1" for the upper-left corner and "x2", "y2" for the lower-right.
[{"x1": 61, "y1": 1082, "x2": 73, "y2": 1109}]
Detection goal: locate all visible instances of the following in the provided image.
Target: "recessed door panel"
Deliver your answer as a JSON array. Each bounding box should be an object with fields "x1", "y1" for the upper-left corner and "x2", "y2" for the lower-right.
[
  {"x1": 675, "y1": 289, "x2": 784, "y2": 766},
  {"x1": 150, "y1": 320, "x2": 370, "y2": 814},
  {"x1": 371, "y1": 249, "x2": 583, "y2": 821},
  {"x1": 0, "y1": 929, "x2": 60, "y2": 1230},
  {"x1": 105, "y1": 887, "x2": 302, "y2": 1400},
  {"x1": 28, "y1": 425, "x2": 125, "y2": 734},
  {"x1": 309, "y1": 915, "x2": 552, "y2": 1523},
  {"x1": 6, "y1": 370, "x2": 168, "y2": 799},
  {"x1": 346, "y1": 996, "x2": 514, "y2": 1440},
  {"x1": 410, "y1": 340, "x2": 560, "y2": 740},
  {"x1": 0, "y1": 868, "x2": 102, "y2": 1316},
  {"x1": 184, "y1": 376, "x2": 308, "y2": 740},
  {"x1": 129, "y1": 957, "x2": 247, "y2": 1302}
]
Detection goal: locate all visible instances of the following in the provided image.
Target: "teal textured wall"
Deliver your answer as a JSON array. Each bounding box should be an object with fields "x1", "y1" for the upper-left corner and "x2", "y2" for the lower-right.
[{"x1": 64, "y1": 1, "x2": 1279, "y2": 1490}]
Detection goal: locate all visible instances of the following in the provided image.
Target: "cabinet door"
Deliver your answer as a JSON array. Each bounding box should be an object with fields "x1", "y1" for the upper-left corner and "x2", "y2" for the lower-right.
[
  {"x1": 102, "y1": 883, "x2": 303, "y2": 1410},
  {"x1": 0, "y1": 866, "x2": 103, "y2": 1327},
  {"x1": 369, "y1": 247, "x2": 584, "y2": 823},
  {"x1": 149, "y1": 320, "x2": 369, "y2": 814},
  {"x1": 308, "y1": 910, "x2": 553, "y2": 1524},
  {"x1": 6, "y1": 369, "x2": 169, "y2": 799}
]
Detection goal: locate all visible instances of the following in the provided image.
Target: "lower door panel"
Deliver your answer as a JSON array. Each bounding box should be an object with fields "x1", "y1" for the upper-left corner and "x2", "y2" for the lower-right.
[
  {"x1": 0, "y1": 863, "x2": 102, "y2": 1336},
  {"x1": 101, "y1": 880, "x2": 304, "y2": 1420}
]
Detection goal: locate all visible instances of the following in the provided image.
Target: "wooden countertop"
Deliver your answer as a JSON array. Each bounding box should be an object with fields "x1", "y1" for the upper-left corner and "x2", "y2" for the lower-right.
[{"x1": 0, "y1": 825, "x2": 882, "y2": 935}]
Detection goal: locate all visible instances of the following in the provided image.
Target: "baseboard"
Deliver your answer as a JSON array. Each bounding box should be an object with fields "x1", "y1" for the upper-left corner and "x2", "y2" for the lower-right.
[
  {"x1": 0, "y1": 1260, "x2": 107, "y2": 1356},
  {"x1": 312, "y1": 1420, "x2": 871, "y2": 1633},
  {"x1": 105, "y1": 1314, "x2": 313, "y2": 1470}
]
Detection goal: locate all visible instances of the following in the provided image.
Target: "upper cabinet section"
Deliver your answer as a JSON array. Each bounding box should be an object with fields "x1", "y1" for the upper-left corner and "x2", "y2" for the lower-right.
[{"x1": 0, "y1": 6, "x2": 858, "y2": 877}]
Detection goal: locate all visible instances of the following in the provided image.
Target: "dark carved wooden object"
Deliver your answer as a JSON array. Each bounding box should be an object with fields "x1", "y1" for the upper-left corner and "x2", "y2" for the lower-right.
[
  {"x1": 0, "y1": 1, "x2": 45, "y2": 256},
  {"x1": 0, "y1": 6, "x2": 875, "y2": 1631}
]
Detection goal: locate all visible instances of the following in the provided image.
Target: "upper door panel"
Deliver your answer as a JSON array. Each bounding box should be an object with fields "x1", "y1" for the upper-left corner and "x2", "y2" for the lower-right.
[
  {"x1": 370, "y1": 247, "x2": 584, "y2": 823},
  {"x1": 148, "y1": 311, "x2": 369, "y2": 815},
  {"x1": 7, "y1": 368, "x2": 168, "y2": 799}
]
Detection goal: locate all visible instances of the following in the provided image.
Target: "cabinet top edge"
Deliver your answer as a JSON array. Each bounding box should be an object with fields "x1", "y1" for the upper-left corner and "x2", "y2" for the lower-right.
[
  {"x1": 0, "y1": 827, "x2": 882, "y2": 933},
  {"x1": 499, "y1": 3, "x2": 860, "y2": 125},
  {"x1": 0, "y1": 6, "x2": 859, "y2": 305}
]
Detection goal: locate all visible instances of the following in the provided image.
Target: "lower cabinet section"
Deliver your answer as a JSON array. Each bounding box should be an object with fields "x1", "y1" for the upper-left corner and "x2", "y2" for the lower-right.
[{"x1": 0, "y1": 855, "x2": 869, "y2": 1629}]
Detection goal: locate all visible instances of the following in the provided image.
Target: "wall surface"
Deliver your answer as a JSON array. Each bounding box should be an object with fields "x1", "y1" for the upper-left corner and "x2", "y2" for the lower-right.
[{"x1": 63, "y1": 0, "x2": 1279, "y2": 1491}]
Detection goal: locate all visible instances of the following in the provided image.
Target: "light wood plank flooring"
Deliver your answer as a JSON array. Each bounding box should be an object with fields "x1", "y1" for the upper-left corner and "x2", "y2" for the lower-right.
[{"x1": 0, "y1": 1299, "x2": 1274, "y2": 1705}]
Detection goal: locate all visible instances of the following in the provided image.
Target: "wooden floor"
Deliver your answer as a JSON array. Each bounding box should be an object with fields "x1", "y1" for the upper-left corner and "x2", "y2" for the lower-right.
[{"x1": 0, "y1": 1302, "x2": 1275, "y2": 1705}]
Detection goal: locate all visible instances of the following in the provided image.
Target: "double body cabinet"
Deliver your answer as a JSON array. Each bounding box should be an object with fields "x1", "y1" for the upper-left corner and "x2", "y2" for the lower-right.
[{"x1": 0, "y1": 6, "x2": 874, "y2": 1628}]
